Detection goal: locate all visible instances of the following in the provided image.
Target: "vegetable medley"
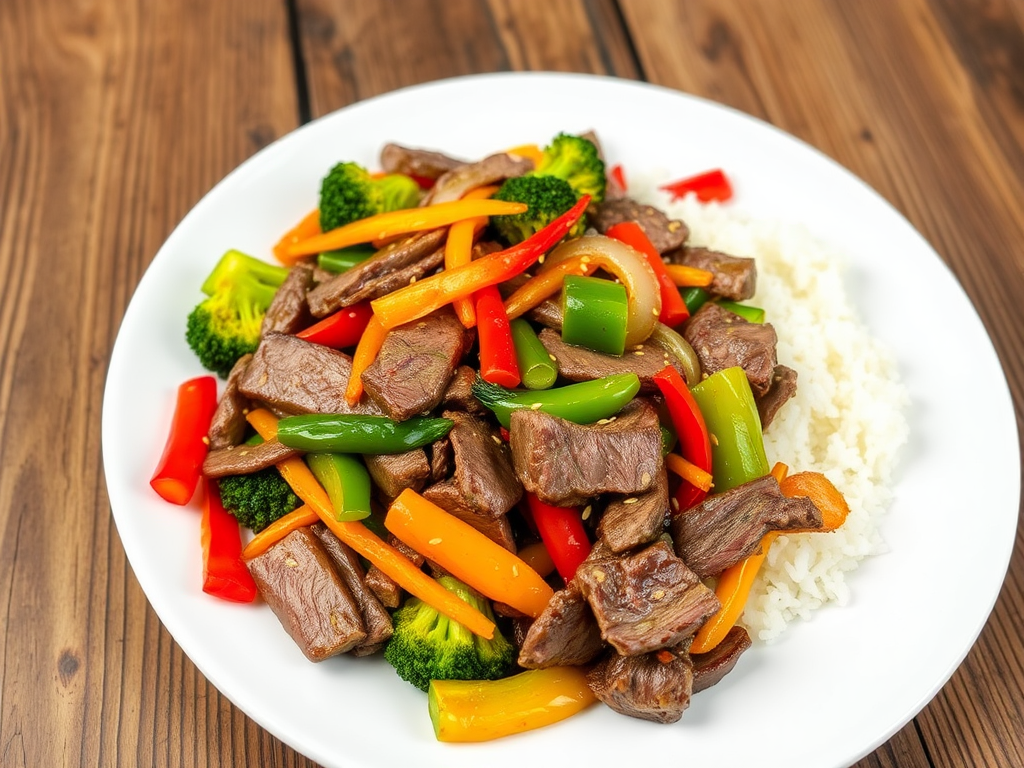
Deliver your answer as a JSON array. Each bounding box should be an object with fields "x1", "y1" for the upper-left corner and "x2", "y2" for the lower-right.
[{"x1": 150, "y1": 132, "x2": 851, "y2": 741}]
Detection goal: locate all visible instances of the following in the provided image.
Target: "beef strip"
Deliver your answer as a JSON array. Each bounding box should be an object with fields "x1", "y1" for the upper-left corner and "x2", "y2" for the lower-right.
[
  {"x1": 422, "y1": 152, "x2": 533, "y2": 205},
  {"x1": 360, "y1": 310, "x2": 469, "y2": 421},
  {"x1": 429, "y1": 436, "x2": 451, "y2": 483},
  {"x1": 526, "y1": 297, "x2": 564, "y2": 331},
  {"x1": 305, "y1": 229, "x2": 447, "y2": 318},
  {"x1": 590, "y1": 197, "x2": 689, "y2": 253},
  {"x1": 683, "y1": 302, "x2": 778, "y2": 396},
  {"x1": 441, "y1": 364, "x2": 488, "y2": 415},
  {"x1": 441, "y1": 410, "x2": 521, "y2": 517},
  {"x1": 246, "y1": 527, "x2": 367, "y2": 662},
  {"x1": 587, "y1": 645, "x2": 694, "y2": 723},
  {"x1": 692, "y1": 626, "x2": 751, "y2": 694},
  {"x1": 311, "y1": 523, "x2": 393, "y2": 656},
  {"x1": 537, "y1": 327, "x2": 686, "y2": 393},
  {"x1": 509, "y1": 399, "x2": 662, "y2": 506},
  {"x1": 597, "y1": 465, "x2": 669, "y2": 553},
  {"x1": 757, "y1": 364, "x2": 798, "y2": 430},
  {"x1": 677, "y1": 246, "x2": 757, "y2": 300},
  {"x1": 576, "y1": 540, "x2": 720, "y2": 656},
  {"x1": 670, "y1": 474, "x2": 822, "y2": 578},
  {"x1": 379, "y1": 143, "x2": 466, "y2": 180},
  {"x1": 238, "y1": 333, "x2": 383, "y2": 416},
  {"x1": 207, "y1": 353, "x2": 253, "y2": 450},
  {"x1": 365, "y1": 534, "x2": 426, "y2": 609},
  {"x1": 202, "y1": 437, "x2": 298, "y2": 478},
  {"x1": 422, "y1": 481, "x2": 516, "y2": 552},
  {"x1": 517, "y1": 580, "x2": 604, "y2": 669},
  {"x1": 261, "y1": 263, "x2": 314, "y2": 336},
  {"x1": 363, "y1": 450, "x2": 431, "y2": 501}
]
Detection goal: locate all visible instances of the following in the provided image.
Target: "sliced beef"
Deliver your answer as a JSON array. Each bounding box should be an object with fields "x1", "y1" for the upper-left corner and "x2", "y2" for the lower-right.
[
  {"x1": 422, "y1": 152, "x2": 533, "y2": 205},
  {"x1": 428, "y1": 436, "x2": 451, "y2": 483},
  {"x1": 587, "y1": 645, "x2": 694, "y2": 723},
  {"x1": 238, "y1": 333, "x2": 382, "y2": 416},
  {"x1": 363, "y1": 449, "x2": 431, "y2": 501},
  {"x1": 202, "y1": 437, "x2": 298, "y2": 478},
  {"x1": 261, "y1": 263, "x2": 314, "y2": 336},
  {"x1": 575, "y1": 540, "x2": 720, "y2": 656},
  {"x1": 442, "y1": 410, "x2": 521, "y2": 517},
  {"x1": 518, "y1": 581, "x2": 604, "y2": 669},
  {"x1": 692, "y1": 626, "x2": 751, "y2": 694},
  {"x1": 380, "y1": 143, "x2": 466, "y2": 180},
  {"x1": 590, "y1": 197, "x2": 689, "y2": 254},
  {"x1": 422, "y1": 481, "x2": 516, "y2": 552},
  {"x1": 683, "y1": 302, "x2": 778, "y2": 396},
  {"x1": 678, "y1": 246, "x2": 756, "y2": 301},
  {"x1": 365, "y1": 534, "x2": 426, "y2": 609},
  {"x1": 311, "y1": 523, "x2": 392, "y2": 656},
  {"x1": 757, "y1": 364, "x2": 798, "y2": 430},
  {"x1": 526, "y1": 297, "x2": 564, "y2": 331},
  {"x1": 597, "y1": 465, "x2": 669, "y2": 553},
  {"x1": 537, "y1": 327, "x2": 686, "y2": 393},
  {"x1": 441, "y1": 364, "x2": 488, "y2": 415},
  {"x1": 207, "y1": 353, "x2": 253, "y2": 450},
  {"x1": 360, "y1": 311, "x2": 469, "y2": 421},
  {"x1": 509, "y1": 399, "x2": 662, "y2": 506},
  {"x1": 246, "y1": 527, "x2": 367, "y2": 662},
  {"x1": 670, "y1": 474, "x2": 822, "y2": 578},
  {"x1": 305, "y1": 229, "x2": 447, "y2": 318}
]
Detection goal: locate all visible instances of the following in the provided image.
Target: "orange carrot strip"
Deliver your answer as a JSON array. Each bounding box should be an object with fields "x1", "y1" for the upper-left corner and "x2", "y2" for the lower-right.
[
  {"x1": 515, "y1": 541, "x2": 556, "y2": 579},
  {"x1": 345, "y1": 314, "x2": 387, "y2": 406},
  {"x1": 503, "y1": 255, "x2": 599, "y2": 320},
  {"x1": 665, "y1": 452, "x2": 714, "y2": 493},
  {"x1": 273, "y1": 209, "x2": 321, "y2": 265},
  {"x1": 664, "y1": 263, "x2": 714, "y2": 288},
  {"x1": 506, "y1": 143, "x2": 544, "y2": 167},
  {"x1": 780, "y1": 471, "x2": 850, "y2": 532},
  {"x1": 770, "y1": 461, "x2": 790, "y2": 484},
  {"x1": 286, "y1": 199, "x2": 526, "y2": 259},
  {"x1": 447, "y1": 186, "x2": 499, "y2": 328},
  {"x1": 241, "y1": 505, "x2": 319, "y2": 560},
  {"x1": 385, "y1": 489, "x2": 555, "y2": 618},
  {"x1": 245, "y1": 409, "x2": 496, "y2": 638}
]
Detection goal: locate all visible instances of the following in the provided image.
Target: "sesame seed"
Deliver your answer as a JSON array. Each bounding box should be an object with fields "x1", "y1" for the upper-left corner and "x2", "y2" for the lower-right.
[
  {"x1": 285, "y1": 557, "x2": 299, "y2": 568},
  {"x1": 409, "y1": 276, "x2": 417, "y2": 284},
  {"x1": 548, "y1": 354, "x2": 557, "y2": 361},
  {"x1": 652, "y1": 590, "x2": 666, "y2": 600},
  {"x1": 428, "y1": 537, "x2": 442, "y2": 545},
  {"x1": 652, "y1": 306, "x2": 660, "y2": 316},
  {"x1": 594, "y1": 569, "x2": 606, "y2": 583},
  {"x1": 581, "y1": 255, "x2": 591, "y2": 263},
  {"x1": 417, "y1": 321, "x2": 427, "y2": 328},
  {"x1": 538, "y1": 254, "x2": 546, "y2": 264},
  {"x1": 671, "y1": 497, "x2": 680, "y2": 511},
  {"x1": 201, "y1": 436, "x2": 210, "y2": 445},
  {"x1": 582, "y1": 505, "x2": 592, "y2": 520},
  {"x1": 597, "y1": 418, "x2": 610, "y2": 425},
  {"x1": 710, "y1": 433, "x2": 720, "y2": 446},
  {"x1": 512, "y1": 565, "x2": 519, "y2": 577},
  {"x1": 634, "y1": 351, "x2": 645, "y2": 356},
  {"x1": 622, "y1": 497, "x2": 638, "y2": 505},
  {"x1": 641, "y1": 472, "x2": 652, "y2": 485},
  {"x1": 530, "y1": 403, "x2": 543, "y2": 410},
  {"x1": 491, "y1": 434, "x2": 502, "y2": 444}
]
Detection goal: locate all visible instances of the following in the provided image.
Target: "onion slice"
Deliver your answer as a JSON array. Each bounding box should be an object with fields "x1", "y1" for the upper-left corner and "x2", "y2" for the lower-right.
[{"x1": 542, "y1": 235, "x2": 661, "y2": 348}]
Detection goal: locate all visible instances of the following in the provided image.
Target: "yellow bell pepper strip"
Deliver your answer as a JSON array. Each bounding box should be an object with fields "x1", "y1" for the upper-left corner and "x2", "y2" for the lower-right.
[
  {"x1": 664, "y1": 263, "x2": 714, "y2": 288},
  {"x1": 273, "y1": 208, "x2": 321, "y2": 265},
  {"x1": 200, "y1": 479, "x2": 258, "y2": 603},
  {"x1": 345, "y1": 313, "x2": 387, "y2": 405},
  {"x1": 503, "y1": 254, "x2": 599, "y2": 320},
  {"x1": 240, "y1": 504, "x2": 319, "y2": 560},
  {"x1": 245, "y1": 409, "x2": 496, "y2": 639},
  {"x1": 150, "y1": 376, "x2": 219, "y2": 505},
  {"x1": 445, "y1": 185, "x2": 499, "y2": 328},
  {"x1": 428, "y1": 666, "x2": 597, "y2": 742},
  {"x1": 385, "y1": 489, "x2": 555, "y2": 618},
  {"x1": 285, "y1": 199, "x2": 526, "y2": 259},
  {"x1": 370, "y1": 195, "x2": 591, "y2": 330}
]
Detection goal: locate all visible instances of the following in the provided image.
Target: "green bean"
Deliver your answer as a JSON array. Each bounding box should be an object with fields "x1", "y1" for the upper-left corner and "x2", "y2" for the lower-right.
[{"x1": 510, "y1": 319, "x2": 558, "y2": 390}]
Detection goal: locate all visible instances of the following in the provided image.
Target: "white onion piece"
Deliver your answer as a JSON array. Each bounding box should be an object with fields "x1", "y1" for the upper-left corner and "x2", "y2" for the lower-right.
[{"x1": 542, "y1": 235, "x2": 661, "y2": 348}]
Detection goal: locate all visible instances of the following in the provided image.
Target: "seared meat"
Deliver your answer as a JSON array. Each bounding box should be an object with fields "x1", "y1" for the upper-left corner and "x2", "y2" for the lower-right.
[
  {"x1": 363, "y1": 449, "x2": 430, "y2": 502},
  {"x1": 202, "y1": 437, "x2": 298, "y2": 478},
  {"x1": 683, "y1": 302, "x2": 778, "y2": 396},
  {"x1": 757, "y1": 364, "x2": 798, "y2": 430},
  {"x1": 365, "y1": 534, "x2": 426, "y2": 609},
  {"x1": 518, "y1": 580, "x2": 604, "y2": 669},
  {"x1": 677, "y1": 246, "x2": 756, "y2": 301},
  {"x1": 576, "y1": 540, "x2": 720, "y2": 656},
  {"x1": 422, "y1": 152, "x2": 533, "y2": 205},
  {"x1": 441, "y1": 364, "x2": 488, "y2": 415},
  {"x1": 440, "y1": 410, "x2": 521, "y2": 517},
  {"x1": 670, "y1": 474, "x2": 821, "y2": 578},
  {"x1": 380, "y1": 143, "x2": 465, "y2": 180},
  {"x1": 246, "y1": 528, "x2": 367, "y2": 662},
  {"x1": 261, "y1": 263, "x2": 314, "y2": 336},
  {"x1": 361, "y1": 311, "x2": 469, "y2": 421},
  {"x1": 692, "y1": 626, "x2": 751, "y2": 694},
  {"x1": 207, "y1": 353, "x2": 252, "y2": 450},
  {"x1": 587, "y1": 645, "x2": 694, "y2": 723},
  {"x1": 590, "y1": 197, "x2": 689, "y2": 253},
  {"x1": 422, "y1": 481, "x2": 516, "y2": 552},
  {"x1": 509, "y1": 399, "x2": 662, "y2": 506},
  {"x1": 526, "y1": 298, "x2": 564, "y2": 331},
  {"x1": 597, "y1": 465, "x2": 669, "y2": 553},
  {"x1": 537, "y1": 327, "x2": 686, "y2": 393},
  {"x1": 428, "y1": 436, "x2": 451, "y2": 483}
]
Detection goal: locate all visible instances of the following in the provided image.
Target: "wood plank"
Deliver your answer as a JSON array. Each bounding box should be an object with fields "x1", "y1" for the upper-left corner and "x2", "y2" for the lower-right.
[{"x1": 0, "y1": 0, "x2": 303, "y2": 766}]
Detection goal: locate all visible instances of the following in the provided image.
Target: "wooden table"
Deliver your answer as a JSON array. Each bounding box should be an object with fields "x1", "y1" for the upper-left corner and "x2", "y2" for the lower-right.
[{"x1": 2, "y1": 1, "x2": 1022, "y2": 765}]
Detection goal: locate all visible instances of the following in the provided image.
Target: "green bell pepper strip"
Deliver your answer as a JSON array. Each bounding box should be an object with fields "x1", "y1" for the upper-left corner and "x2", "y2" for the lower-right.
[
  {"x1": 509, "y1": 318, "x2": 557, "y2": 390},
  {"x1": 275, "y1": 415, "x2": 453, "y2": 454},
  {"x1": 317, "y1": 244, "x2": 376, "y2": 273},
  {"x1": 306, "y1": 452, "x2": 372, "y2": 521},
  {"x1": 560, "y1": 275, "x2": 629, "y2": 356},
  {"x1": 689, "y1": 366, "x2": 769, "y2": 493},
  {"x1": 471, "y1": 373, "x2": 641, "y2": 429},
  {"x1": 682, "y1": 286, "x2": 710, "y2": 315},
  {"x1": 717, "y1": 300, "x2": 765, "y2": 324}
]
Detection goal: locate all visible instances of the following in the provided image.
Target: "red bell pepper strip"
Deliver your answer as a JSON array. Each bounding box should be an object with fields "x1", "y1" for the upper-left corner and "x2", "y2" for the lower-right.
[
  {"x1": 525, "y1": 493, "x2": 592, "y2": 584},
  {"x1": 605, "y1": 221, "x2": 690, "y2": 326},
  {"x1": 295, "y1": 301, "x2": 373, "y2": 349},
  {"x1": 370, "y1": 194, "x2": 591, "y2": 330},
  {"x1": 652, "y1": 365, "x2": 712, "y2": 512},
  {"x1": 659, "y1": 168, "x2": 733, "y2": 203},
  {"x1": 200, "y1": 479, "x2": 258, "y2": 603},
  {"x1": 475, "y1": 285, "x2": 521, "y2": 388},
  {"x1": 150, "y1": 376, "x2": 219, "y2": 505}
]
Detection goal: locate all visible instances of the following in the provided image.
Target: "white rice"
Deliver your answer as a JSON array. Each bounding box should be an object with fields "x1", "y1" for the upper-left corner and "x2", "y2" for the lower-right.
[{"x1": 637, "y1": 185, "x2": 910, "y2": 642}]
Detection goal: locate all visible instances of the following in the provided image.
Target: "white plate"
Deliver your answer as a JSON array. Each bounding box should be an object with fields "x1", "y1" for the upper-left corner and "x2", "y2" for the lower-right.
[{"x1": 102, "y1": 73, "x2": 1020, "y2": 768}]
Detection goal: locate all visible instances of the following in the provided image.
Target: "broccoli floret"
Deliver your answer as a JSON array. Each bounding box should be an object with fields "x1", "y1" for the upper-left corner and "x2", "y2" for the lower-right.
[
  {"x1": 534, "y1": 132, "x2": 606, "y2": 203},
  {"x1": 384, "y1": 576, "x2": 515, "y2": 692},
  {"x1": 491, "y1": 175, "x2": 586, "y2": 246},
  {"x1": 319, "y1": 161, "x2": 421, "y2": 231},
  {"x1": 217, "y1": 466, "x2": 301, "y2": 533},
  {"x1": 185, "y1": 249, "x2": 289, "y2": 378}
]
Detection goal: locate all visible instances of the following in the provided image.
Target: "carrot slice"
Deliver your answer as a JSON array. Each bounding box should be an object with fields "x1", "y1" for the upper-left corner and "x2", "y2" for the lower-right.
[
  {"x1": 664, "y1": 263, "x2": 714, "y2": 288},
  {"x1": 241, "y1": 505, "x2": 320, "y2": 560},
  {"x1": 780, "y1": 471, "x2": 850, "y2": 532},
  {"x1": 273, "y1": 209, "x2": 321, "y2": 265},
  {"x1": 385, "y1": 489, "x2": 555, "y2": 618},
  {"x1": 245, "y1": 409, "x2": 496, "y2": 639},
  {"x1": 770, "y1": 461, "x2": 789, "y2": 484},
  {"x1": 345, "y1": 314, "x2": 387, "y2": 406},
  {"x1": 446, "y1": 185, "x2": 498, "y2": 328},
  {"x1": 665, "y1": 452, "x2": 714, "y2": 493}
]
